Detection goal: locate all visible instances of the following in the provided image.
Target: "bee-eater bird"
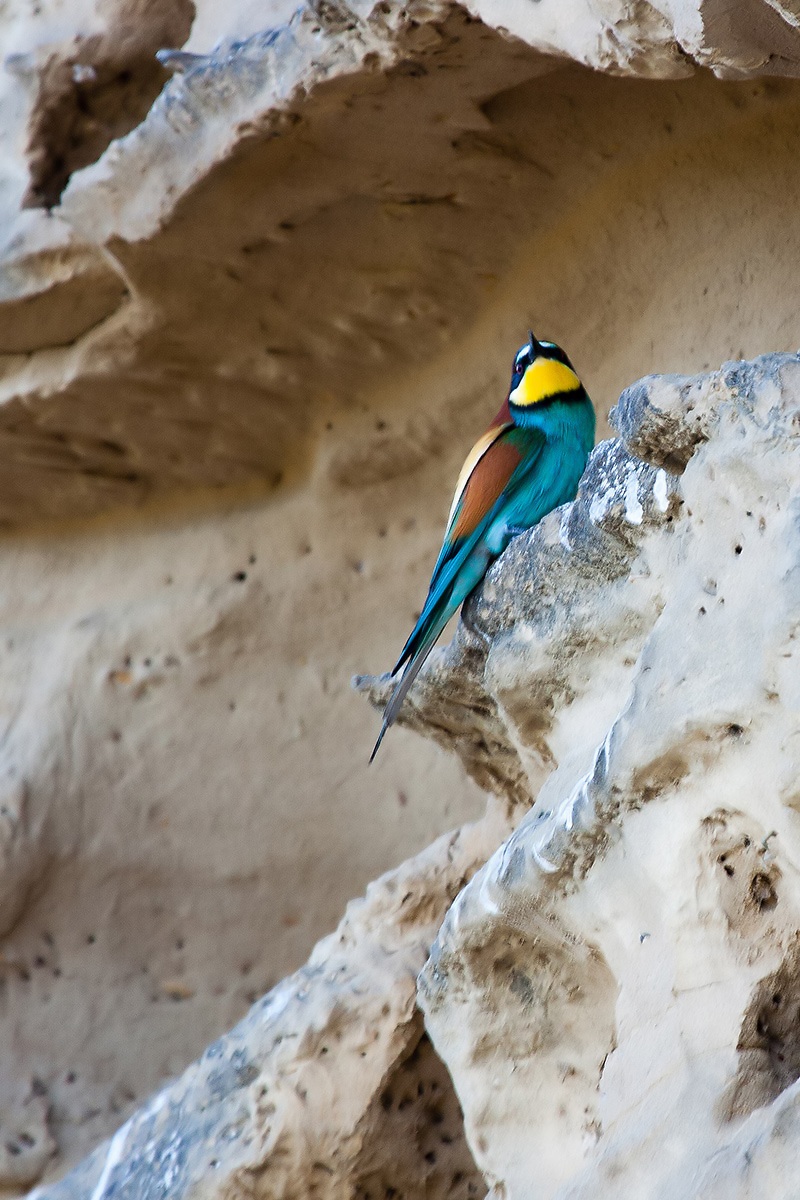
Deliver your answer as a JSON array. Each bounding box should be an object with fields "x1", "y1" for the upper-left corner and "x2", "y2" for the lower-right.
[{"x1": 370, "y1": 332, "x2": 595, "y2": 762}]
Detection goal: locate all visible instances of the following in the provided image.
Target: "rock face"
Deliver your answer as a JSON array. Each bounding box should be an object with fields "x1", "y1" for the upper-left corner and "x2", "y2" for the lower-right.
[
  {"x1": 36, "y1": 352, "x2": 800, "y2": 1198},
  {"x1": 5, "y1": 0, "x2": 800, "y2": 1195},
  {"x1": 27, "y1": 805, "x2": 505, "y2": 1200},
  {"x1": 412, "y1": 353, "x2": 800, "y2": 1199}
]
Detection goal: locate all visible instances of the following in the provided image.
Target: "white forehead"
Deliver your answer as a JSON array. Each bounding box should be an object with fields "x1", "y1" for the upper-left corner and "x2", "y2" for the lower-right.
[{"x1": 515, "y1": 339, "x2": 555, "y2": 366}]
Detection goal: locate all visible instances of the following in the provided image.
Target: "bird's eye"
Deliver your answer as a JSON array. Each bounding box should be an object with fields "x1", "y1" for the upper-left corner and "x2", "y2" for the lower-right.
[{"x1": 515, "y1": 359, "x2": 525, "y2": 375}]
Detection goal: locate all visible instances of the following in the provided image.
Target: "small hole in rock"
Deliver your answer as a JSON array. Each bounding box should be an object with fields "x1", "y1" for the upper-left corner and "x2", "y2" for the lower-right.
[{"x1": 751, "y1": 873, "x2": 778, "y2": 910}]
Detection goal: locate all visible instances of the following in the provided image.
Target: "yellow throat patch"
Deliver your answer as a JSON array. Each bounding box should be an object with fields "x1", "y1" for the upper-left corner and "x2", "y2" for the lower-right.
[{"x1": 510, "y1": 358, "x2": 581, "y2": 406}]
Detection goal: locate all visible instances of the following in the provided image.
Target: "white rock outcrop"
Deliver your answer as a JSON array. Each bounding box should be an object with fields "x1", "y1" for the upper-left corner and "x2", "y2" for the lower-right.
[{"x1": 413, "y1": 352, "x2": 800, "y2": 1199}]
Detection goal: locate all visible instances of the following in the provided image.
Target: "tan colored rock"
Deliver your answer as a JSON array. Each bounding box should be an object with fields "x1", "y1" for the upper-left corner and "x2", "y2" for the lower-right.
[
  {"x1": 0, "y1": 1083, "x2": 55, "y2": 1190},
  {"x1": 35, "y1": 350, "x2": 800, "y2": 1200},
  {"x1": 29, "y1": 807, "x2": 507, "y2": 1200},
  {"x1": 3, "y1": 0, "x2": 800, "y2": 1192},
  {"x1": 4, "y1": 2, "x2": 800, "y2": 524},
  {"x1": 0, "y1": 497, "x2": 488, "y2": 1189},
  {"x1": 414, "y1": 354, "x2": 800, "y2": 1199}
]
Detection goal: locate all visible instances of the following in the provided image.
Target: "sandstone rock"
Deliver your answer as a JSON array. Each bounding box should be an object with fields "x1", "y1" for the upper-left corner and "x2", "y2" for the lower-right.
[
  {"x1": 4, "y1": 2, "x2": 800, "y2": 523},
  {"x1": 0, "y1": 1083, "x2": 55, "y2": 1190},
  {"x1": 4, "y1": 0, "x2": 800, "y2": 1192},
  {"x1": 412, "y1": 353, "x2": 800, "y2": 1198},
  {"x1": 36, "y1": 350, "x2": 800, "y2": 1199},
  {"x1": 28, "y1": 810, "x2": 506, "y2": 1200}
]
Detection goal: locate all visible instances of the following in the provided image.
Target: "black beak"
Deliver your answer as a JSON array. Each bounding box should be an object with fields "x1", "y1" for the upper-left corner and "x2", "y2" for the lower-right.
[{"x1": 528, "y1": 329, "x2": 543, "y2": 357}]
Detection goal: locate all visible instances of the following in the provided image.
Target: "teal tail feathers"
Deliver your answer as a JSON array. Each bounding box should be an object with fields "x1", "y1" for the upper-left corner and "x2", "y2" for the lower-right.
[
  {"x1": 369, "y1": 579, "x2": 459, "y2": 766},
  {"x1": 369, "y1": 517, "x2": 491, "y2": 762},
  {"x1": 369, "y1": 627, "x2": 441, "y2": 763}
]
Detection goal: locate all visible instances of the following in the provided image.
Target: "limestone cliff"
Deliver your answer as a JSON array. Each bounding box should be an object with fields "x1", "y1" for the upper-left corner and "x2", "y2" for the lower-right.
[
  {"x1": 3, "y1": 0, "x2": 800, "y2": 1195},
  {"x1": 419, "y1": 353, "x2": 800, "y2": 1199},
  {"x1": 34, "y1": 352, "x2": 800, "y2": 1199}
]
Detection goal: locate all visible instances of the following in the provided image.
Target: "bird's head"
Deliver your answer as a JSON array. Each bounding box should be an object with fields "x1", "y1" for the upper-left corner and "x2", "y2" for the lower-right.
[{"x1": 507, "y1": 331, "x2": 585, "y2": 412}]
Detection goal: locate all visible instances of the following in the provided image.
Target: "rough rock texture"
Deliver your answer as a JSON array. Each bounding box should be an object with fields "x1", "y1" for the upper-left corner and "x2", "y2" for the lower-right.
[
  {"x1": 38, "y1": 351, "x2": 800, "y2": 1199},
  {"x1": 28, "y1": 806, "x2": 504, "y2": 1200},
  {"x1": 5, "y1": 0, "x2": 800, "y2": 1194},
  {"x1": 6, "y1": 0, "x2": 800, "y2": 523},
  {"x1": 401, "y1": 352, "x2": 800, "y2": 1199}
]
